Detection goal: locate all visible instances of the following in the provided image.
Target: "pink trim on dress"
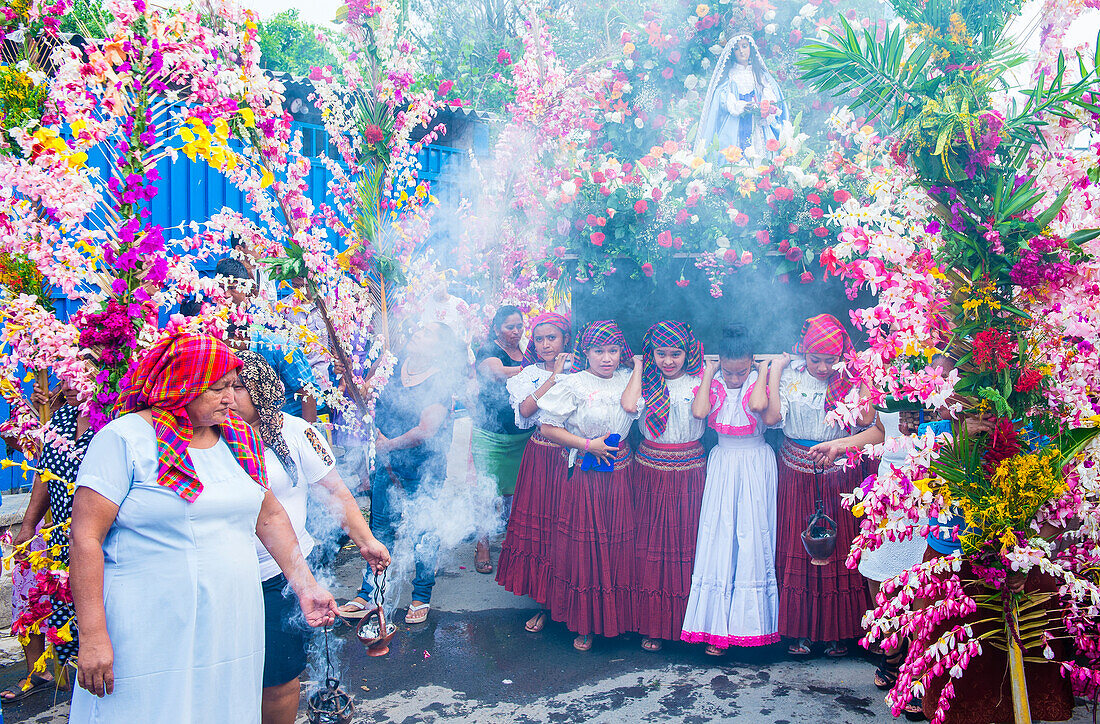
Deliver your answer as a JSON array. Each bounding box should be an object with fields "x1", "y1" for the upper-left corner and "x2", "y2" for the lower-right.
[
  {"x1": 708, "y1": 379, "x2": 757, "y2": 436},
  {"x1": 680, "y1": 630, "x2": 781, "y2": 648}
]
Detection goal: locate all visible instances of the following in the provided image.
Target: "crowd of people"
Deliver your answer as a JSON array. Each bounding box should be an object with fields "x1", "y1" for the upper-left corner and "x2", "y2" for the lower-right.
[{"x1": 0, "y1": 266, "x2": 992, "y2": 722}]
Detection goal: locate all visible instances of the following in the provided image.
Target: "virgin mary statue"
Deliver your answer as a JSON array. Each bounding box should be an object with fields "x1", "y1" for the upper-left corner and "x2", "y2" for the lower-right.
[{"x1": 694, "y1": 33, "x2": 789, "y2": 158}]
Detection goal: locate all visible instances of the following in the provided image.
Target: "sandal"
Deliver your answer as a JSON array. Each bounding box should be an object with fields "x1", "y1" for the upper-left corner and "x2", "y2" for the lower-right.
[
  {"x1": 788, "y1": 637, "x2": 812, "y2": 657},
  {"x1": 875, "y1": 646, "x2": 907, "y2": 690},
  {"x1": 336, "y1": 597, "x2": 372, "y2": 620},
  {"x1": 0, "y1": 674, "x2": 53, "y2": 702},
  {"x1": 573, "y1": 634, "x2": 593, "y2": 652},
  {"x1": 474, "y1": 542, "x2": 493, "y2": 574},
  {"x1": 705, "y1": 644, "x2": 725, "y2": 657},
  {"x1": 825, "y1": 640, "x2": 848, "y2": 658},
  {"x1": 525, "y1": 611, "x2": 548, "y2": 633},
  {"x1": 405, "y1": 601, "x2": 430, "y2": 625},
  {"x1": 903, "y1": 696, "x2": 927, "y2": 721},
  {"x1": 641, "y1": 638, "x2": 663, "y2": 652}
]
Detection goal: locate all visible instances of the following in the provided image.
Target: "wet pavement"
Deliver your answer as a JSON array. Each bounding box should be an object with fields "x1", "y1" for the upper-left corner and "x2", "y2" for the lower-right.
[
  {"x1": 3, "y1": 418, "x2": 1097, "y2": 723},
  {"x1": 3, "y1": 541, "x2": 1098, "y2": 723}
]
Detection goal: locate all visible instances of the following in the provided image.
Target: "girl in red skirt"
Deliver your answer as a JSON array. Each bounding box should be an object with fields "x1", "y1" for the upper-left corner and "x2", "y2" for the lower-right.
[
  {"x1": 495, "y1": 312, "x2": 573, "y2": 634},
  {"x1": 766, "y1": 314, "x2": 884, "y2": 658},
  {"x1": 621, "y1": 320, "x2": 707, "y2": 652},
  {"x1": 537, "y1": 320, "x2": 639, "y2": 652}
]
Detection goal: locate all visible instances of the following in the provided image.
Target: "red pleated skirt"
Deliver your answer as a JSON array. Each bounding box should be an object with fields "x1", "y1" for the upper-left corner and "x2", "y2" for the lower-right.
[
  {"x1": 547, "y1": 446, "x2": 636, "y2": 638},
  {"x1": 495, "y1": 431, "x2": 568, "y2": 605},
  {"x1": 775, "y1": 439, "x2": 872, "y2": 642},
  {"x1": 632, "y1": 439, "x2": 707, "y2": 640}
]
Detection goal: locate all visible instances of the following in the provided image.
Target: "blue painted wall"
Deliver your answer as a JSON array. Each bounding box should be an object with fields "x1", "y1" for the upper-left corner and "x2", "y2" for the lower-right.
[{"x1": 0, "y1": 122, "x2": 466, "y2": 492}]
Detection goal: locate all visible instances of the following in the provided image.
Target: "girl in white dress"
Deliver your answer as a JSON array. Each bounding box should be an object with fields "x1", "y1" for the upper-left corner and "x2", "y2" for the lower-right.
[
  {"x1": 681, "y1": 325, "x2": 780, "y2": 655},
  {"x1": 621, "y1": 320, "x2": 707, "y2": 652},
  {"x1": 537, "y1": 320, "x2": 638, "y2": 652},
  {"x1": 496, "y1": 312, "x2": 572, "y2": 634}
]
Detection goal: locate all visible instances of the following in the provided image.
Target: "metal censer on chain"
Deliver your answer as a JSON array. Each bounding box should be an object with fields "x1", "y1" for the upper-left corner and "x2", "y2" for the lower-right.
[{"x1": 356, "y1": 568, "x2": 397, "y2": 656}]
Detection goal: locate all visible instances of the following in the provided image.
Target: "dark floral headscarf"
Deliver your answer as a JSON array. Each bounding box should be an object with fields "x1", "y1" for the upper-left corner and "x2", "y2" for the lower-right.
[{"x1": 236, "y1": 350, "x2": 298, "y2": 484}]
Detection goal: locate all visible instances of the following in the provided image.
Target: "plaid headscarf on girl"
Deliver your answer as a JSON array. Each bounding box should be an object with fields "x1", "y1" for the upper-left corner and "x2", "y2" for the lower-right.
[
  {"x1": 117, "y1": 332, "x2": 267, "y2": 501},
  {"x1": 569, "y1": 320, "x2": 633, "y2": 373},
  {"x1": 641, "y1": 320, "x2": 704, "y2": 438},
  {"x1": 235, "y1": 350, "x2": 298, "y2": 485},
  {"x1": 792, "y1": 313, "x2": 856, "y2": 413},
  {"x1": 522, "y1": 312, "x2": 571, "y2": 367}
]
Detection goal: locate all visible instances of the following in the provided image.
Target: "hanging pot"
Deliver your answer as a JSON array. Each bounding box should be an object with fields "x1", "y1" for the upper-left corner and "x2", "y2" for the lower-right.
[
  {"x1": 357, "y1": 604, "x2": 397, "y2": 656},
  {"x1": 801, "y1": 509, "x2": 838, "y2": 565},
  {"x1": 306, "y1": 677, "x2": 354, "y2": 724},
  {"x1": 801, "y1": 462, "x2": 837, "y2": 565}
]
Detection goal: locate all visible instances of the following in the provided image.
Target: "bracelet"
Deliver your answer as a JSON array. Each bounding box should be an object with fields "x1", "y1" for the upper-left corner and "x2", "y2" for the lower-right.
[{"x1": 584, "y1": 438, "x2": 591, "y2": 452}]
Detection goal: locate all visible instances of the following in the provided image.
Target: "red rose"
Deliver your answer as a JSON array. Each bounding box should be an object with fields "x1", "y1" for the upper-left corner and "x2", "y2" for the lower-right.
[
  {"x1": 774, "y1": 187, "x2": 794, "y2": 201},
  {"x1": 778, "y1": 240, "x2": 790, "y2": 253},
  {"x1": 641, "y1": 262, "x2": 654, "y2": 277},
  {"x1": 833, "y1": 189, "x2": 852, "y2": 203},
  {"x1": 673, "y1": 236, "x2": 683, "y2": 249},
  {"x1": 634, "y1": 199, "x2": 648, "y2": 214},
  {"x1": 734, "y1": 213, "x2": 749, "y2": 227},
  {"x1": 590, "y1": 232, "x2": 605, "y2": 246},
  {"x1": 813, "y1": 226, "x2": 829, "y2": 238},
  {"x1": 800, "y1": 271, "x2": 814, "y2": 283},
  {"x1": 657, "y1": 230, "x2": 673, "y2": 248},
  {"x1": 809, "y1": 207, "x2": 824, "y2": 220},
  {"x1": 723, "y1": 249, "x2": 738, "y2": 263},
  {"x1": 807, "y1": 193, "x2": 821, "y2": 204},
  {"x1": 756, "y1": 230, "x2": 770, "y2": 245},
  {"x1": 740, "y1": 250, "x2": 753, "y2": 265},
  {"x1": 786, "y1": 246, "x2": 803, "y2": 261},
  {"x1": 651, "y1": 188, "x2": 663, "y2": 200},
  {"x1": 437, "y1": 80, "x2": 454, "y2": 96}
]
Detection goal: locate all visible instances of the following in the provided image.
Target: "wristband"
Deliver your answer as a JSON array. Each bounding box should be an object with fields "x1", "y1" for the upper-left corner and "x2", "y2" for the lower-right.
[{"x1": 584, "y1": 438, "x2": 591, "y2": 452}]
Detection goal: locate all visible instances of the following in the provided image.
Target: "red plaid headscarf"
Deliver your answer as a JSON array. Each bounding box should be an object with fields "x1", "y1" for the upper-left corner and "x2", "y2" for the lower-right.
[
  {"x1": 117, "y1": 332, "x2": 267, "y2": 501},
  {"x1": 522, "y1": 312, "x2": 571, "y2": 367},
  {"x1": 792, "y1": 313, "x2": 856, "y2": 413},
  {"x1": 569, "y1": 320, "x2": 633, "y2": 373},
  {"x1": 641, "y1": 320, "x2": 704, "y2": 437}
]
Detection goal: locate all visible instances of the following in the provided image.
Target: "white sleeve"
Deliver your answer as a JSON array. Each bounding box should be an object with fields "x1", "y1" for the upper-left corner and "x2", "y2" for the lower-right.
[
  {"x1": 507, "y1": 368, "x2": 539, "y2": 430},
  {"x1": 536, "y1": 378, "x2": 578, "y2": 429},
  {"x1": 284, "y1": 414, "x2": 336, "y2": 485}
]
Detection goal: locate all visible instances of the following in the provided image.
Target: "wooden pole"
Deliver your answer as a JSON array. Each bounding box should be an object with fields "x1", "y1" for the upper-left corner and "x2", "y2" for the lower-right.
[
  {"x1": 35, "y1": 370, "x2": 49, "y2": 424},
  {"x1": 1006, "y1": 609, "x2": 1032, "y2": 724}
]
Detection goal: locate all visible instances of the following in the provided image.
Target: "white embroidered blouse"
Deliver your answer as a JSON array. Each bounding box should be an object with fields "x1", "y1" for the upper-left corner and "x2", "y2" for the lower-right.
[
  {"x1": 537, "y1": 368, "x2": 638, "y2": 442},
  {"x1": 506, "y1": 365, "x2": 564, "y2": 430},
  {"x1": 640, "y1": 373, "x2": 705, "y2": 444},
  {"x1": 778, "y1": 361, "x2": 849, "y2": 443}
]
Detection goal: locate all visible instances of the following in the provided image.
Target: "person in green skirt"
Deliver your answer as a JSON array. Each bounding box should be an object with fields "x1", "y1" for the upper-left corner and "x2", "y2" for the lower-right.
[{"x1": 472, "y1": 305, "x2": 531, "y2": 573}]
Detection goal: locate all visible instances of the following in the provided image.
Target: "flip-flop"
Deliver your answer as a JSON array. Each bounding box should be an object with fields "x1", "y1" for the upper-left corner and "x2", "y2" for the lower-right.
[
  {"x1": 336, "y1": 598, "x2": 372, "y2": 620},
  {"x1": 0, "y1": 674, "x2": 53, "y2": 702},
  {"x1": 405, "y1": 602, "x2": 430, "y2": 625},
  {"x1": 475, "y1": 559, "x2": 493, "y2": 574},
  {"x1": 524, "y1": 611, "x2": 548, "y2": 633},
  {"x1": 787, "y1": 638, "x2": 813, "y2": 657},
  {"x1": 825, "y1": 641, "x2": 848, "y2": 658},
  {"x1": 573, "y1": 634, "x2": 593, "y2": 652},
  {"x1": 705, "y1": 644, "x2": 725, "y2": 657},
  {"x1": 641, "y1": 638, "x2": 663, "y2": 652}
]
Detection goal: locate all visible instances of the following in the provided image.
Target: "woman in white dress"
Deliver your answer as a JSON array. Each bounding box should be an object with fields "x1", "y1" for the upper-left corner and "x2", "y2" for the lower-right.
[
  {"x1": 681, "y1": 325, "x2": 780, "y2": 655},
  {"x1": 69, "y1": 333, "x2": 337, "y2": 723}
]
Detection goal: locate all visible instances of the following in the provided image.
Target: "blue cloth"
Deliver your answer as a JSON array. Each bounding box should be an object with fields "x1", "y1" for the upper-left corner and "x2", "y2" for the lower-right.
[
  {"x1": 251, "y1": 330, "x2": 315, "y2": 417},
  {"x1": 356, "y1": 464, "x2": 440, "y2": 604}
]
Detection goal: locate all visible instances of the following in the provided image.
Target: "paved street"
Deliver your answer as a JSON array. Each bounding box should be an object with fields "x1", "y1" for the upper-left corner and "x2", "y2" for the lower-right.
[
  {"x1": 2, "y1": 541, "x2": 1098, "y2": 723},
  {"x1": 2, "y1": 420, "x2": 1096, "y2": 723}
]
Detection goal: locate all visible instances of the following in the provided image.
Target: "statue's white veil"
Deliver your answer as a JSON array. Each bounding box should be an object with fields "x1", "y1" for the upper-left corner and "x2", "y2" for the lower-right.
[{"x1": 693, "y1": 33, "x2": 780, "y2": 157}]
